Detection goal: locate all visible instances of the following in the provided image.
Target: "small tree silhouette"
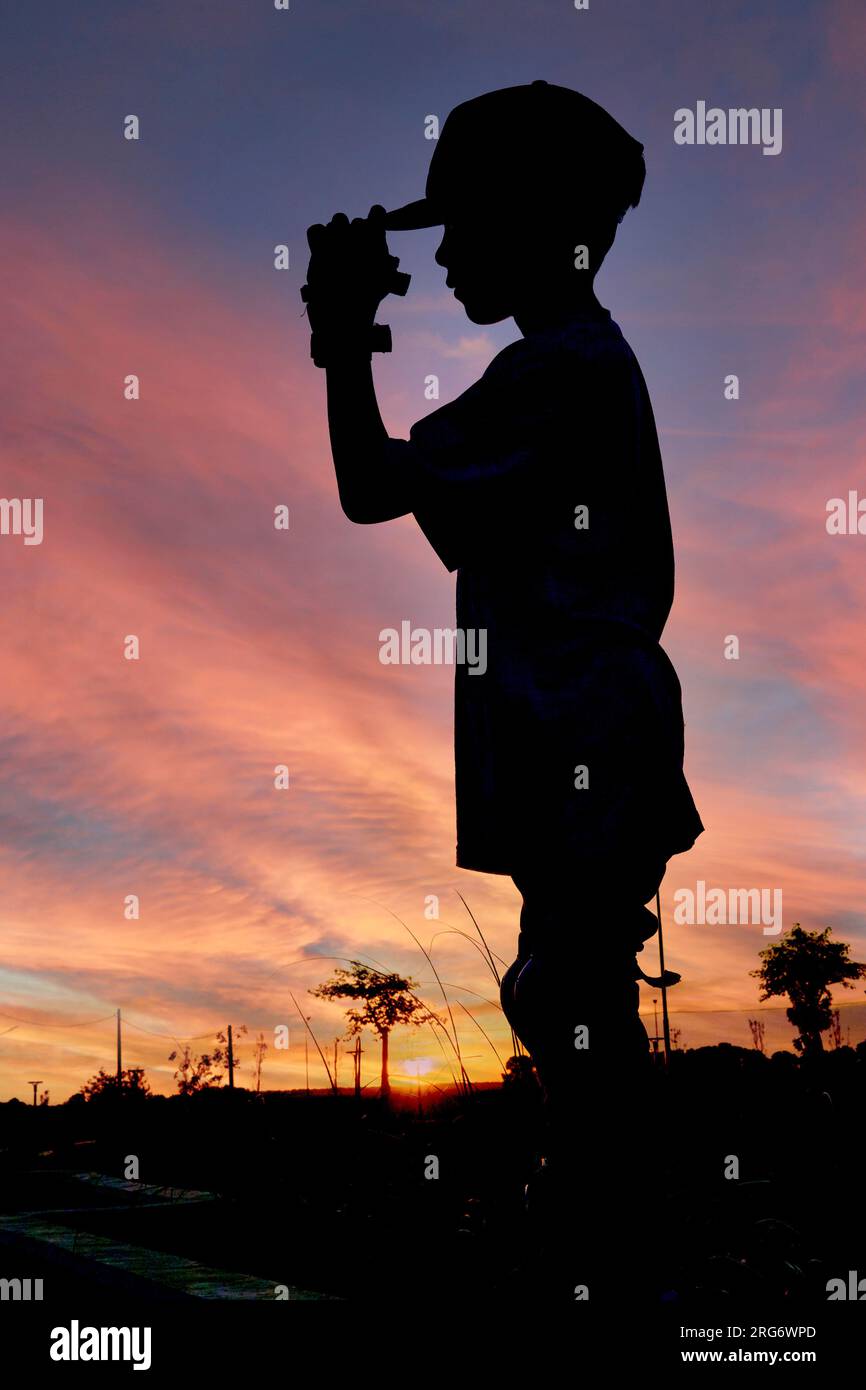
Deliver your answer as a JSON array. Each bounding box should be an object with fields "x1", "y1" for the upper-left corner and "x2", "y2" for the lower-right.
[
  {"x1": 252, "y1": 1031, "x2": 268, "y2": 1094},
  {"x1": 501, "y1": 1054, "x2": 539, "y2": 1090},
  {"x1": 748, "y1": 1018, "x2": 766, "y2": 1054},
  {"x1": 81, "y1": 1067, "x2": 151, "y2": 1102},
  {"x1": 169, "y1": 1026, "x2": 247, "y2": 1095},
  {"x1": 751, "y1": 925, "x2": 866, "y2": 1057},
  {"x1": 311, "y1": 963, "x2": 427, "y2": 1096},
  {"x1": 828, "y1": 1008, "x2": 843, "y2": 1049}
]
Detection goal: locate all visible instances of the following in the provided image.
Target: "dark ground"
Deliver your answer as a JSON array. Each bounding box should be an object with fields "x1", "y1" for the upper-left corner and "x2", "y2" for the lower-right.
[{"x1": 1, "y1": 1042, "x2": 864, "y2": 1306}]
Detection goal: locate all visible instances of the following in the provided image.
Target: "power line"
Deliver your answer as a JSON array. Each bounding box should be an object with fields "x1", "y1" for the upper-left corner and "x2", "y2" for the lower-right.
[
  {"x1": 0, "y1": 1009, "x2": 117, "y2": 1029},
  {"x1": 122, "y1": 1020, "x2": 217, "y2": 1042}
]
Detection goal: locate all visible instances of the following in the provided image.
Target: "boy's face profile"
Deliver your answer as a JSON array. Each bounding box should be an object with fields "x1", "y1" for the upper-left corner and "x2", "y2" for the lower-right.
[
  {"x1": 435, "y1": 216, "x2": 518, "y2": 324},
  {"x1": 434, "y1": 207, "x2": 600, "y2": 326}
]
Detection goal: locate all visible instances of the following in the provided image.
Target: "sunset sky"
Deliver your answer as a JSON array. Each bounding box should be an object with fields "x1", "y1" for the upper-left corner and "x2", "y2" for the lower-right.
[{"x1": 2, "y1": 0, "x2": 866, "y2": 1100}]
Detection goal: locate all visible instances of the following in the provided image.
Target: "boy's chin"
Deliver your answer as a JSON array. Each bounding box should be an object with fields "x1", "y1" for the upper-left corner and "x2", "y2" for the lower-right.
[{"x1": 459, "y1": 299, "x2": 512, "y2": 326}]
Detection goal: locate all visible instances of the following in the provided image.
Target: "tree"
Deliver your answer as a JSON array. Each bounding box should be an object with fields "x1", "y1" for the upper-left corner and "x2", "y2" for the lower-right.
[
  {"x1": 311, "y1": 963, "x2": 427, "y2": 1096},
  {"x1": 829, "y1": 1009, "x2": 843, "y2": 1050},
  {"x1": 252, "y1": 1031, "x2": 268, "y2": 1094},
  {"x1": 81, "y1": 1067, "x2": 151, "y2": 1102},
  {"x1": 751, "y1": 925, "x2": 866, "y2": 1057},
  {"x1": 501, "y1": 1054, "x2": 538, "y2": 1090},
  {"x1": 748, "y1": 1018, "x2": 766, "y2": 1054},
  {"x1": 168, "y1": 1027, "x2": 246, "y2": 1095}
]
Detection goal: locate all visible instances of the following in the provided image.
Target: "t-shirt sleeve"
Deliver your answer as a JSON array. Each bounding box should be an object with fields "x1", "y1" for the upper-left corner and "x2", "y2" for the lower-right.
[{"x1": 408, "y1": 344, "x2": 571, "y2": 572}]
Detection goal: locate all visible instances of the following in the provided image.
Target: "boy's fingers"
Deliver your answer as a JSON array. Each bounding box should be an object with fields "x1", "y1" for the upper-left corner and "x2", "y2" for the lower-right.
[
  {"x1": 347, "y1": 211, "x2": 388, "y2": 268},
  {"x1": 363, "y1": 206, "x2": 389, "y2": 259},
  {"x1": 310, "y1": 209, "x2": 385, "y2": 249}
]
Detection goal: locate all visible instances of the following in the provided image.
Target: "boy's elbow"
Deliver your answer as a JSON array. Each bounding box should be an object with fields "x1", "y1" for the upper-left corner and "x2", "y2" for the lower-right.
[
  {"x1": 343, "y1": 504, "x2": 406, "y2": 525},
  {"x1": 340, "y1": 493, "x2": 383, "y2": 525},
  {"x1": 337, "y1": 440, "x2": 415, "y2": 524}
]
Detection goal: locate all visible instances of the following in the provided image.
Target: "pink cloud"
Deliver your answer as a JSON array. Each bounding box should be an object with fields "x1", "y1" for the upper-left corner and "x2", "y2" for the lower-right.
[{"x1": 3, "y1": 168, "x2": 866, "y2": 1100}]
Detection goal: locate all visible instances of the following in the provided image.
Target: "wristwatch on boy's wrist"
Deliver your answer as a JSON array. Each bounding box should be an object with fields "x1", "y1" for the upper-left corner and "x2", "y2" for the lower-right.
[{"x1": 306, "y1": 321, "x2": 394, "y2": 369}]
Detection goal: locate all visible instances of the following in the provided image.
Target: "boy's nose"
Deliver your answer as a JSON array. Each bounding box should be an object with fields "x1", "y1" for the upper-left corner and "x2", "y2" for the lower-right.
[{"x1": 434, "y1": 231, "x2": 451, "y2": 268}]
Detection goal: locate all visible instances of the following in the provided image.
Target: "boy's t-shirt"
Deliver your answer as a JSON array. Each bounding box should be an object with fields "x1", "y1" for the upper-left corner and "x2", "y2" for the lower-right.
[{"x1": 408, "y1": 306, "x2": 704, "y2": 877}]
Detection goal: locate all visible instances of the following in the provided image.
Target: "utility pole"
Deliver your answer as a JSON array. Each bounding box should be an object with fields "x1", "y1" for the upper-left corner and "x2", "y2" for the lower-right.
[
  {"x1": 253, "y1": 1032, "x2": 267, "y2": 1095},
  {"x1": 648, "y1": 997, "x2": 662, "y2": 1064},
  {"x1": 28, "y1": 1080, "x2": 42, "y2": 1107},
  {"x1": 227, "y1": 1024, "x2": 234, "y2": 1090},
  {"x1": 333, "y1": 1038, "x2": 339, "y2": 1093},
  {"x1": 116, "y1": 1008, "x2": 122, "y2": 1088},
  {"x1": 345, "y1": 1036, "x2": 362, "y2": 1100},
  {"x1": 655, "y1": 890, "x2": 672, "y2": 1066},
  {"x1": 304, "y1": 1019, "x2": 310, "y2": 1094}
]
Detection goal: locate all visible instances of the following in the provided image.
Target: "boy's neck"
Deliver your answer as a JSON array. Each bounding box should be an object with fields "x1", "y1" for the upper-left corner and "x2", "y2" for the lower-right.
[{"x1": 514, "y1": 283, "x2": 604, "y2": 335}]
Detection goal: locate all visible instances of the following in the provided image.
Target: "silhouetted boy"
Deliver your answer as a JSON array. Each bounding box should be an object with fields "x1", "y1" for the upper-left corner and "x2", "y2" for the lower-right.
[{"x1": 305, "y1": 81, "x2": 703, "y2": 1299}]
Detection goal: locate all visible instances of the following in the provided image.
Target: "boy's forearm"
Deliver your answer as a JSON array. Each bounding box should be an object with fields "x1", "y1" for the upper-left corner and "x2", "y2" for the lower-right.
[{"x1": 325, "y1": 356, "x2": 414, "y2": 523}]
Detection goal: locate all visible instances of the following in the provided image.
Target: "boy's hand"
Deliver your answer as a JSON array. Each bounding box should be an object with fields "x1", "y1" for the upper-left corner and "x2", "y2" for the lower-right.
[{"x1": 302, "y1": 206, "x2": 409, "y2": 364}]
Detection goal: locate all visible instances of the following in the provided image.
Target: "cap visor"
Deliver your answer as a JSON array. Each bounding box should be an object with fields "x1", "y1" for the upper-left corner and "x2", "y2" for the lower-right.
[{"x1": 384, "y1": 199, "x2": 441, "y2": 230}]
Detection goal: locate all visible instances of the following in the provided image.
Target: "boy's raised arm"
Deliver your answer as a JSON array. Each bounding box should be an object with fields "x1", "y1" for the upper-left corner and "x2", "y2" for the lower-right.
[{"x1": 305, "y1": 208, "x2": 416, "y2": 525}]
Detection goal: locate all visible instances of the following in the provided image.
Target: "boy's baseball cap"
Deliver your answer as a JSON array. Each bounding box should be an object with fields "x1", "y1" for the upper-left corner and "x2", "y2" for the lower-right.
[{"x1": 385, "y1": 80, "x2": 645, "y2": 231}]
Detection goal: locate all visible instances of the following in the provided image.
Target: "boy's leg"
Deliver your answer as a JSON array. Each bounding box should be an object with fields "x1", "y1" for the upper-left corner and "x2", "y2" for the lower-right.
[{"x1": 501, "y1": 858, "x2": 665, "y2": 1299}]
